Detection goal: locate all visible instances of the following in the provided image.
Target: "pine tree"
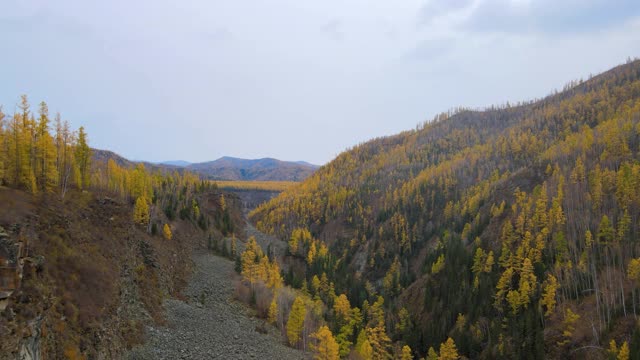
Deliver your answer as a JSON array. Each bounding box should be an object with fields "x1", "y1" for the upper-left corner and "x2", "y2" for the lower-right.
[{"x1": 310, "y1": 325, "x2": 340, "y2": 360}]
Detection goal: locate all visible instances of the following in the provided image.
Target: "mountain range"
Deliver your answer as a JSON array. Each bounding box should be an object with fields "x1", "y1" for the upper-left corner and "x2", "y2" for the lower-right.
[{"x1": 92, "y1": 151, "x2": 319, "y2": 181}]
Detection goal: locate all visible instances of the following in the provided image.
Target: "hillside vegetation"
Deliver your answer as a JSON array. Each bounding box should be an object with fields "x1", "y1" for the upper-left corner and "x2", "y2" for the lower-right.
[
  {"x1": 0, "y1": 97, "x2": 242, "y2": 358},
  {"x1": 250, "y1": 60, "x2": 640, "y2": 359}
]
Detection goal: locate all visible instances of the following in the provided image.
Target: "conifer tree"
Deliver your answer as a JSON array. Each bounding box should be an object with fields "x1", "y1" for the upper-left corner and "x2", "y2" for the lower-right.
[
  {"x1": 618, "y1": 341, "x2": 630, "y2": 360},
  {"x1": 74, "y1": 126, "x2": 91, "y2": 189},
  {"x1": 268, "y1": 297, "x2": 278, "y2": 325},
  {"x1": 287, "y1": 296, "x2": 306, "y2": 347},
  {"x1": 438, "y1": 337, "x2": 459, "y2": 360},
  {"x1": 400, "y1": 345, "x2": 413, "y2": 360},
  {"x1": 310, "y1": 325, "x2": 340, "y2": 360},
  {"x1": 163, "y1": 223, "x2": 172, "y2": 240},
  {"x1": 133, "y1": 196, "x2": 150, "y2": 226},
  {"x1": 541, "y1": 274, "x2": 558, "y2": 316},
  {"x1": 426, "y1": 347, "x2": 438, "y2": 360},
  {"x1": 35, "y1": 101, "x2": 57, "y2": 191},
  {"x1": 0, "y1": 107, "x2": 5, "y2": 183}
]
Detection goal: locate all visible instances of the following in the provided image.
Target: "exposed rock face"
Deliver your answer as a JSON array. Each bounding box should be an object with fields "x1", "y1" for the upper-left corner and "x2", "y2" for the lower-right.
[{"x1": 18, "y1": 316, "x2": 42, "y2": 360}]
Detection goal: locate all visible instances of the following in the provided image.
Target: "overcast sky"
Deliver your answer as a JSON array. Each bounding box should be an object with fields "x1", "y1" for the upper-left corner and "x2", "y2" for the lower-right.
[{"x1": 1, "y1": 0, "x2": 640, "y2": 165}]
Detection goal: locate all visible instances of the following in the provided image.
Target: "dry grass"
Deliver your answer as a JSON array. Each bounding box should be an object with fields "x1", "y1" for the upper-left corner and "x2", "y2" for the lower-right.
[{"x1": 213, "y1": 180, "x2": 297, "y2": 192}]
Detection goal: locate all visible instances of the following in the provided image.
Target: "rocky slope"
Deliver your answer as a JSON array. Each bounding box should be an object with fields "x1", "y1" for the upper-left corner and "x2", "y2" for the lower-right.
[{"x1": 127, "y1": 251, "x2": 305, "y2": 360}]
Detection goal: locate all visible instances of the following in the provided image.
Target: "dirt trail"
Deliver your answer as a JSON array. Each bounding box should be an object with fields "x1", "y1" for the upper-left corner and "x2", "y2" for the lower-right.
[{"x1": 127, "y1": 251, "x2": 304, "y2": 360}]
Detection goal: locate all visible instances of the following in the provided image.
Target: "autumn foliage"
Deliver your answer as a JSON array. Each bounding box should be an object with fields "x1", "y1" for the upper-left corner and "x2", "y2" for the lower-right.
[{"x1": 250, "y1": 60, "x2": 640, "y2": 358}]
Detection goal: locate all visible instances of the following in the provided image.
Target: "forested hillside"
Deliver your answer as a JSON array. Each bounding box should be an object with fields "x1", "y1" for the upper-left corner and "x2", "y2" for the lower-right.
[
  {"x1": 0, "y1": 96, "x2": 242, "y2": 358},
  {"x1": 249, "y1": 59, "x2": 640, "y2": 359}
]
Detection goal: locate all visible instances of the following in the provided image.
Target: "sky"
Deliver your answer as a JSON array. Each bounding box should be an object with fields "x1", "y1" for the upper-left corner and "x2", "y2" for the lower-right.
[{"x1": 1, "y1": 1, "x2": 640, "y2": 165}]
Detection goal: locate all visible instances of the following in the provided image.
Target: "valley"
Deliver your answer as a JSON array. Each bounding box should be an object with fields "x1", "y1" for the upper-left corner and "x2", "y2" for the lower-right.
[
  {"x1": 2, "y1": 56, "x2": 640, "y2": 359},
  {"x1": 127, "y1": 250, "x2": 304, "y2": 360}
]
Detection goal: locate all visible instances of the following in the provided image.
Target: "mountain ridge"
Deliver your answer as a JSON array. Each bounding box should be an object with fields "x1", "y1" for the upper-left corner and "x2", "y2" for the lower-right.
[
  {"x1": 91, "y1": 151, "x2": 319, "y2": 181},
  {"x1": 249, "y1": 59, "x2": 640, "y2": 358}
]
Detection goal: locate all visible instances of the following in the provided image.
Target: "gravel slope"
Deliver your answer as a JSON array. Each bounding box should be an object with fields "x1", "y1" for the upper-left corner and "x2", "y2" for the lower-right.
[
  {"x1": 127, "y1": 251, "x2": 305, "y2": 360},
  {"x1": 244, "y1": 222, "x2": 288, "y2": 258}
]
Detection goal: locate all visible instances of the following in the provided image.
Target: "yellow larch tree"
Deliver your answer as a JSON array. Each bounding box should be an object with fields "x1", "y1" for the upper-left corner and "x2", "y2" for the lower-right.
[
  {"x1": 35, "y1": 101, "x2": 58, "y2": 192},
  {"x1": 333, "y1": 294, "x2": 351, "y2": 324},
  {"x1": 618, "y1": 341, "x2": 630, "y2": 360},
  {"x1": 163, "y1": 223, "x2": 172, "y2": 240},
  {"x1": 431, "y1": 254, "x2": 445, "y2": 274},
  {"x1": 266, "y1": 261, "x2": 283, "y2": 290},
  {"x1": 558, "y1": 308, "x2": 580, "y2": 346},
  {"x1": 74, "y1": 126, "x2": 91, "y2": 189},
  {"x1": 310, "y1": 325, "x2": 340, "y2": 360},
  {"x1": 518, "y1": 257, "x2": 536, "y2": 309},
  {"x1": 426, "y1": 347, "x2": 438, "y2": 360},
  {"x1": 287, "y1": 296, "x2": 306, "y2": 347},
  {"x1": 438, "y1": 337, "x2": 459, "y2": 360},
  {"x1": 268, "y1": 297, "x2": 278, "y2": 325},
  {"x1": 400, "y1": 345, "x2": 413, "y2": 360},
  {"x1": 541, "y1": 274, "x2": 558, "y2": 316},
  {"x1": 133, "y1": 196, "x2": 150, "y2": 226},
  {"x1": 307, "y1": 241, "x2": 317, "y2": 265},
  {"x1": 0, "y1": 107, "x2": 5, "y2": 182},
  {"x1": 366, "y1": 324, "x2": 391, "y2": 359},
  {"x1": 241, "y1": 236, "x2": 263, "y2": 285}
]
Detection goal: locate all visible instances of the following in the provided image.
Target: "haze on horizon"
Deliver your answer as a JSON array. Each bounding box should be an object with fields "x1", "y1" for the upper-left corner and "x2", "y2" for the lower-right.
[{"x1": 1, "y1": 0, "x2": 640, "y2": 165}]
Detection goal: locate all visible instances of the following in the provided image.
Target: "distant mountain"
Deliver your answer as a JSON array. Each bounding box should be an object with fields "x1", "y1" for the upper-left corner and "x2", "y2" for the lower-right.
[
  {"x1": 92, "y1": 149, "x2": 136, "y2": 168},
  {"x1": 91, "y1": 149, "x2": 181, "y2": 173},
  {"x1": 186, "y1": 156, "x2": 319, "y2": 181},
  {"x1": 91, "y1": 151, "x2": 318, "y2": 181},
  {"x1": 160, "y1": 160, "x2": 191, "y2": 167}
]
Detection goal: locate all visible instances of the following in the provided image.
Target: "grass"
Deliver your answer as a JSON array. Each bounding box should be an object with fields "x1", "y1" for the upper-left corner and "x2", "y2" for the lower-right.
[{"x1": 212, "y1": 180, "x2": 297, "y2": 192}]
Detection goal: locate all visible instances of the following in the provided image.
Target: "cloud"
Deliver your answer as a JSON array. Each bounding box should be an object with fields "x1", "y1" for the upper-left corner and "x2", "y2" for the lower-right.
[
  {"x1": 321, "y1": 19, "x2": 344, "y2": 41},
  {"x1": 461, "y1": 0, "x2": 640, "y2": 34},
  {"x1": 418, "y1": 0, "x2": 475, "y2": 25},
  {"x1": 405, "y1": 37, "x2": 457, "y2": 62}
]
